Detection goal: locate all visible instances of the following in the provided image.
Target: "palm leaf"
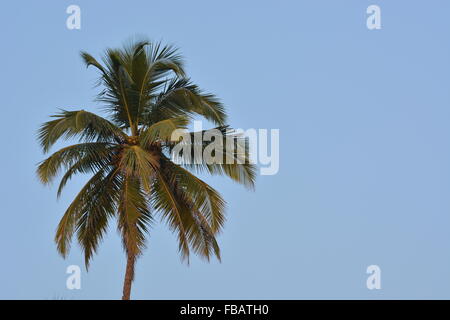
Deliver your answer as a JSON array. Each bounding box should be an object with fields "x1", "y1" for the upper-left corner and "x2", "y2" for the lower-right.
[
  {"x1": 38, "y1": 110, "x2": 125, "y2": 153},
  {"x1": 37, "y1": 142, "x2": 115, "y2": 185}
]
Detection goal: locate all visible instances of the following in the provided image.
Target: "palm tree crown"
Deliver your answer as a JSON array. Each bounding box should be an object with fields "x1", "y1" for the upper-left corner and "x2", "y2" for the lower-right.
[{"x1": 37, "y1": 39, "x2": 256, "y2": 299}]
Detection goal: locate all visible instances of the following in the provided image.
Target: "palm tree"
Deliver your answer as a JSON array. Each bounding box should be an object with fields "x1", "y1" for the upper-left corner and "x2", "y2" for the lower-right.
[{"x1": 37, "y1": 39, "x2": 256, "y2": 300}]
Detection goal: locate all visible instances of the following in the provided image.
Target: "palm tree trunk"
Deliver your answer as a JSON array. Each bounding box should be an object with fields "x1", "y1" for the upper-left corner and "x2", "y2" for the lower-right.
[{"x1": 122, "y1": 251, "x2": 135, "y2": 300}]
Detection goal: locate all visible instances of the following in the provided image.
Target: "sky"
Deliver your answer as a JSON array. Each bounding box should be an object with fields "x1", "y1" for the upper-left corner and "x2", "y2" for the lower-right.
[{"x1": 1, "y1": 0, "x2": 450, "y2": 299}]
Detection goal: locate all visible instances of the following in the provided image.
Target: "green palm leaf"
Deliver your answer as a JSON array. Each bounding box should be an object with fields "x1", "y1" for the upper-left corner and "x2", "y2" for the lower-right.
[{"x1": 38, "y1": 110, "x2": 125, "y2": 153}]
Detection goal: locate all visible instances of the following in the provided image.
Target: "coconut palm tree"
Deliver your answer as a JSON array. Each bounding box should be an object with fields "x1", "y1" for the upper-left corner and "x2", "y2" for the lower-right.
[{"x1": 37, "y1": 39, "x2": 256, "y2": 300}]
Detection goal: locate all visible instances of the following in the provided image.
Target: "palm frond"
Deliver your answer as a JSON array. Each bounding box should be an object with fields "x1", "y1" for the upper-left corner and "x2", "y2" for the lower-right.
[
  {"x1": 118, "y1": 145, "x2": 159, "y2": 192},
  {"x1": 160, "y1": 158, "x2": 226, "y2": 234},
  {"x1": 148, "y1": 78, "x2": 226, "y2": 126},
  {"x1": 85, "y1": 40, "x2": 185, "y2": 133},
  {"x1": 57, "y1": 145, "x2": 118, "y2": 197},
  {"x1": 153, "y1": 160, "x2": 223, "y2": 260},
  {"x1": 38, "y1": 110, "x2": 125, "y2": 153},
  {"x1": 117, "y1": 175, "x2": 152, "y2": 259},
  {"x1": 140, "y1": 117, "x2": 189, "y2": 148},
  {"x1": 37, "y1": 142, "x2": 115, "y2": 185},
  {"x1": 75, "y1": 169, "x2": 122, "y2": 268},
  {"x1": 55, "y1": 168, "x2": 120, "y2": 266},
  {"x1": 168, "y1": 126, "x2": 257, "y2": 189},
  {"x1": 151, "y1": 170, "x2": 191, "y2": 261}
]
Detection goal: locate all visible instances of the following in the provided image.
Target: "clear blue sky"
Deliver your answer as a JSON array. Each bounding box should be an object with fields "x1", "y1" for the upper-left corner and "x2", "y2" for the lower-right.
[{"x1": 1, "y1": 0, "x2": 450, "y2": 299}]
